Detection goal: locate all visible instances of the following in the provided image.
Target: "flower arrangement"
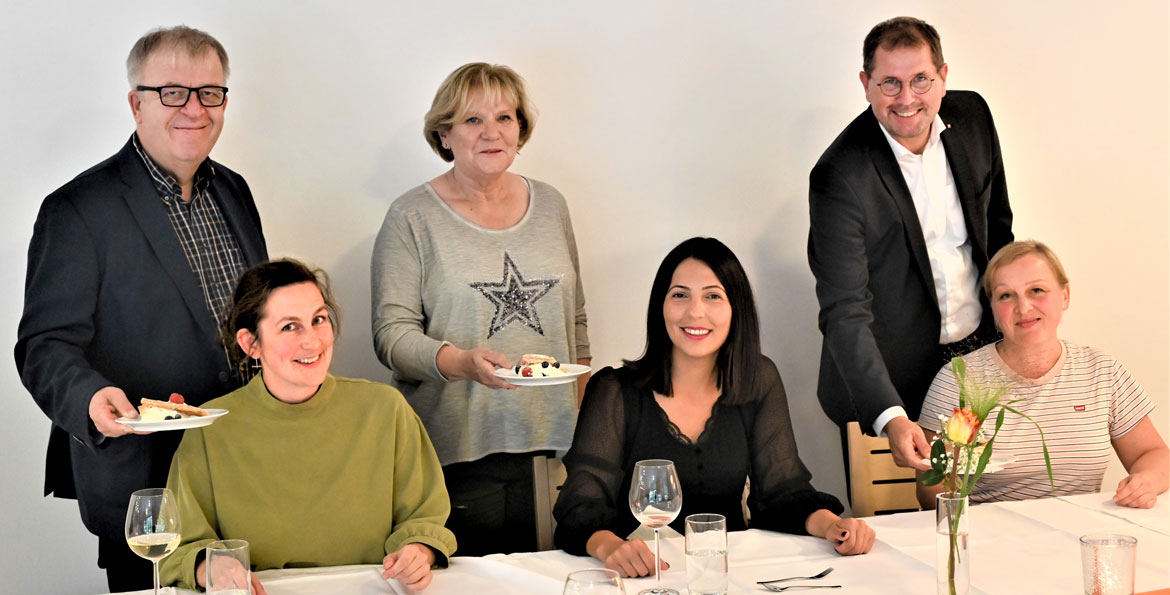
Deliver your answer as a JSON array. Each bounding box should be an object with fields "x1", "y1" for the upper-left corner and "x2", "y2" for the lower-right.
[{"x1": 919, "y1": 356, "x2": 1054, "y2": 595}]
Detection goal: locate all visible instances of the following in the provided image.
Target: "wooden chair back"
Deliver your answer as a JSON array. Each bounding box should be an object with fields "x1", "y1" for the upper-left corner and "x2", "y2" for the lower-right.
[
  {"x1": 533, "y1": 455, "x2": 568, "y2": 551},
  {"x1": 847, "y1": 421, "x2": 921, "y2": 517}
]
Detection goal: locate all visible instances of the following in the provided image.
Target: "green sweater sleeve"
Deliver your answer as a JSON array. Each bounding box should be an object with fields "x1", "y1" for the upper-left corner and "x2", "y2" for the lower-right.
[
  {"x1": 159, "y1": 426, "x2": 222, "y2": 590},
  {"x1": 384, "y1": 401, "x2": 457, "y2": 566}
]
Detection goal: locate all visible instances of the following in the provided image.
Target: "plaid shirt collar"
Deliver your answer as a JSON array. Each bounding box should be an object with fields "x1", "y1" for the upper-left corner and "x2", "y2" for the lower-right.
[{"x1": 131, "y1": 133, "x2": 216, "y2": 203}]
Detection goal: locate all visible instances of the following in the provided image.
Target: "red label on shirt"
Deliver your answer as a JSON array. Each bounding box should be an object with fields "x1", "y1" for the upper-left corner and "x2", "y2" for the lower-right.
[{"x1": 1074, "y1": 405, "x2": 1086, "y2": 412}]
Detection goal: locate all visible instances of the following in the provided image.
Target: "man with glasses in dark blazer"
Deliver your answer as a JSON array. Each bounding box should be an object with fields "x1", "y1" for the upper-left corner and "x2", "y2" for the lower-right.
[
  {"x1": 807, "y1": 17, "x2": 1013, "y2": 481},
  {"x1": 16, "y1": 26, "x2": 266, "y2": 591}
]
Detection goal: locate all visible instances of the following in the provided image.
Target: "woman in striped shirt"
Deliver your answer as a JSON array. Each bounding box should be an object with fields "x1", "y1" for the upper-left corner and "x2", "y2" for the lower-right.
[{"x1": 917, "y1": 240, "x2": 1168, "y2": 508}]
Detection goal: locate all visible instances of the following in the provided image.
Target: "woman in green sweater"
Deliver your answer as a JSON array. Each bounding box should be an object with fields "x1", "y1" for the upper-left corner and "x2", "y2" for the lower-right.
[{"x1": 160, "y1": 259, "x2": 456, "y2": 592}]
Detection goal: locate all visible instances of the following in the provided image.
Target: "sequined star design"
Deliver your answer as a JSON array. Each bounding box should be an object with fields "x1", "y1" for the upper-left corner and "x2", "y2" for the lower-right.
[{"x1": 469, "y1": 252, "x2": 560, "y2": 338}]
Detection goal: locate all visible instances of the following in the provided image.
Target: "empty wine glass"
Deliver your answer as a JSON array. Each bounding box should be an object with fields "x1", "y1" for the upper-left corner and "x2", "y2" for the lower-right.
[
  {"x1": 564, "y1": 568, "x2": 625, "y2": 593},
  {"x1": 628, "y1": 459, "x2": 682, "y2": 595},
  {"x1": 125, "y1": 488, "x2": 181, "y2": 595}
]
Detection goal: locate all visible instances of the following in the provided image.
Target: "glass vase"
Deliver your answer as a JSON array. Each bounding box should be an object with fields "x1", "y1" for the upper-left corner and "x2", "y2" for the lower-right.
[{"x1": 936, "y1": 492, "x2": 970, "y2": 595}]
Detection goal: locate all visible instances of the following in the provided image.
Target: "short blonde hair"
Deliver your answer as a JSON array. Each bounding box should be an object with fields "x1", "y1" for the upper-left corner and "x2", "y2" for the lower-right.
[
  {"x1": 423, "y1": 63, "x2": 536, "y2": 162},
  {"x1": 983, "y1": 240, "x2": 1070, "y2": 297}
]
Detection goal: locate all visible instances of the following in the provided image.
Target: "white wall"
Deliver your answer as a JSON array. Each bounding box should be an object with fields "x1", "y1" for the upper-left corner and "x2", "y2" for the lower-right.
[{"x1": 2, "y1": 2, "x2": 1166, "y2": 593}]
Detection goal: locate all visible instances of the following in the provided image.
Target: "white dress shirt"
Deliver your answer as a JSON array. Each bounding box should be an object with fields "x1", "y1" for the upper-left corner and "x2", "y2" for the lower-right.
[{"x1": 872, "y1": 114, "x2": 982, "y2": 436}]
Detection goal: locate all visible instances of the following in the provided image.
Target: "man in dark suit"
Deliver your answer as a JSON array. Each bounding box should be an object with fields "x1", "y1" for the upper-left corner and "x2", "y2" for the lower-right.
[
  {"x1": 15, "y1": 26, "x2": 266, "y2": 591},
  {"x1": 807, "y1": 17, "x2": 1013, "y2": 474}
]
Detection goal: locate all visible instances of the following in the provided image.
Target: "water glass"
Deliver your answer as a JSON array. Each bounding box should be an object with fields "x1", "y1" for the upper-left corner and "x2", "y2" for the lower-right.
[
  {"x1": 1079, "y1": 534, "x2": 1136, "y2": 595},
  {"x1": 206, "y1": 539, "x2": 252, "y2": 595},
  {"x1": 685, "y1": 513, "x2": 728, "y2": 595},
  {"x1": 563, "y1": 568, "x2": 625, "y2": 593}
]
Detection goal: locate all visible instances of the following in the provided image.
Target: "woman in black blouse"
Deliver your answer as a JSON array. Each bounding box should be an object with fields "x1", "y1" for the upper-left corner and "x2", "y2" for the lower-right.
[{"x1": 553, "y1": 237, "x2": 874, "y2": 577}]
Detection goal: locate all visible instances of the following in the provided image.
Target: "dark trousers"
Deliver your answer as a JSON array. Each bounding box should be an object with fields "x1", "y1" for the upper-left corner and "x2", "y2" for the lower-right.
[
  {"x1": 99, "y1": 535, "x2": 154, "y2": 592},
  {"x1": 443, "y1": 451, "x2": 547, "y2": 556}
]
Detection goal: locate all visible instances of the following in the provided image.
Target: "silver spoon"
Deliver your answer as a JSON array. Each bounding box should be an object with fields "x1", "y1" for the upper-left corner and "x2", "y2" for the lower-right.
[
  {"x1": 760, "y1": 585, "x2": 842, "y2": 592},
  {"x1": 757, "y1": 567, "x2": 835, "y2": 585}
]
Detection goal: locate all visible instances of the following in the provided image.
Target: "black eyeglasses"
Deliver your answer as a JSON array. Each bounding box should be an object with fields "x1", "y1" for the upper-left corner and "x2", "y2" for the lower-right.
[
  {"x1": 136, "y1": 85, "x2": 228, "y2": 107},
  {"x1": 873, "y1": 75, "x2": 935, "y2": 97}
]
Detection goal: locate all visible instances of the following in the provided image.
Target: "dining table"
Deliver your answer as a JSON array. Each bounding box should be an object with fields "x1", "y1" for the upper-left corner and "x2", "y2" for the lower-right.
[{"x1": 118, "y1": 492, "x2": 1168, "y2": 594}]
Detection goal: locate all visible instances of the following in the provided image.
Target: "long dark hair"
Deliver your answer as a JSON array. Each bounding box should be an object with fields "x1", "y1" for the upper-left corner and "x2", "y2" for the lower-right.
[
  {"x1": 220, "y1": 258, "x2": 340, "y2": 382},
  {"x1": 624, "y1": 237, "x2": 762, "y2": 405}
]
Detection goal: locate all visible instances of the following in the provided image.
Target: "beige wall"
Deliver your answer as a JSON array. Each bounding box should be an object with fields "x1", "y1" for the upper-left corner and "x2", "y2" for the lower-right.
[{"x1": 2, "y1": 2, "x2": 1166, "y2": 592}]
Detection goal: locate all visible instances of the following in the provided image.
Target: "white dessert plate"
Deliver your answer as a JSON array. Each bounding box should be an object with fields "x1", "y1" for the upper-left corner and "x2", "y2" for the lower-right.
[
  {"x1": 492, "y1": 364, "x2": 591, "y2": 386},
  {"x1": 920, "y1": 452, "x2": 1018, "y2": 474},
  {"x1": 974, "y1": 452, "x2": 1018, "y2": 474},
  {"x1": 116, "y1": 408, "x2": 228, "y2": 431}
]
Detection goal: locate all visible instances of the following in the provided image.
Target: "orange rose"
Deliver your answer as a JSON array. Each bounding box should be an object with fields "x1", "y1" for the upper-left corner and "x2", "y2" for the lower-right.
[{"x1": 944, "y1": 407, "x2": 981, "y2": 445}]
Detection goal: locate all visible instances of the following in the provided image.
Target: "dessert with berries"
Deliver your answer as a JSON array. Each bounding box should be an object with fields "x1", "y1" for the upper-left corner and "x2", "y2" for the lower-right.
[
  {"x1": 137, "y1": 393, "x2": 209, "y2": 421},
  {"x1": 513, "y1": 354, "x2": 566, "y2": 377}
]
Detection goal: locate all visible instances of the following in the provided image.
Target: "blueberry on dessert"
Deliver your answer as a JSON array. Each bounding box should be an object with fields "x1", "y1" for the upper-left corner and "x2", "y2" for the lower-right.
[{"x1": 517, "y1": 354, "x2": 567, "y2": 377}]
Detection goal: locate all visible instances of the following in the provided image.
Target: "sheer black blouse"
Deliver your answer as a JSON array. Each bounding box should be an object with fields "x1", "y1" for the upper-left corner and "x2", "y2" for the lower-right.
[{"x1": 553, "y1": 358, "x2": 843, "y2": 555}]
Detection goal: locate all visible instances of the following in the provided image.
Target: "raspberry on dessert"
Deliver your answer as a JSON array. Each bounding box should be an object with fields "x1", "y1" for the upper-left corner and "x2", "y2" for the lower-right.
[
  {"x1": 169, "y1": 393, "x2": 185, "y2": 404},
  {"x1": 521, "y1": 367, "x2": 533, "y2": 377}
]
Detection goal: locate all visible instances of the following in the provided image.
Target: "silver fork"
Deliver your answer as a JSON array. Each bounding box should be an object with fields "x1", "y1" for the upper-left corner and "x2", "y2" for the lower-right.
[
  {"x1": 757, "y1": 567, "x2": 835, "y2": 585},
  {"x1": 760, "y1": 585, "x2": 842, "y2": 592}
]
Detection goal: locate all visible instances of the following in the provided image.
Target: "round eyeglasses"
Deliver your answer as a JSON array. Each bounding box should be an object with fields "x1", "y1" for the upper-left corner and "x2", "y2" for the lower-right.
[
  {"x1": 136, "y1": 85, "x2": 228, "y2": 107},
  {"x1": 874, "y1": 75, "x2": 935, "y2": 97}
]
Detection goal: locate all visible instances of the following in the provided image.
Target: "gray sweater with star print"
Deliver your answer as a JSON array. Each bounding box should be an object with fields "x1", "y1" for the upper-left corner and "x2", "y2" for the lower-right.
[{"x1": 372, "y1": 178, "x2": 590, "y2": 465}]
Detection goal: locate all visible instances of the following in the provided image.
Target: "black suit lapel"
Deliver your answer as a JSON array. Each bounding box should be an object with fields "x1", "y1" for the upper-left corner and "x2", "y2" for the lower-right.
[
  {"x1": 210, "y1": 171, "x2": 265, "y2": 266},
  {"x1": 114, "y1": 144, "x2": 220, "y2": 344},
  {"x1": 938, "y1": 110, "x2": 989, "y2": 264},
  {"x1": 863, "y1": 113, "x2": 938, "y2": 308}
]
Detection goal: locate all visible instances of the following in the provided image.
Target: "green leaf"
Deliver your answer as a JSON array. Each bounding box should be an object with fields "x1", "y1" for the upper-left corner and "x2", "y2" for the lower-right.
[
  {"x1": 930, "y1": 438, "x2": 948, "y2": 471},
  {"x1": 968, "y1": 407, "x2": 1006, "y2": 489},
  {"x1": 920, "y1": 468, "x2": 944, "y2": 486},
  {"x1": 1004, "y1": 404, "x2": 1056, "y2": 489},
  {"x1": 991, "y1": 406, "x2": 1007, "y2": 438}
]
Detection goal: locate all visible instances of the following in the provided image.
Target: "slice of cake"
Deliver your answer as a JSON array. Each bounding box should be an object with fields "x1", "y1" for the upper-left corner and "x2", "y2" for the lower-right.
[
  {"x1": 138, "y1": 393, "x2": 208, "y2": 421},
  {"x1": 513, "y1": 354, "x2": 566, "y2": 378}
]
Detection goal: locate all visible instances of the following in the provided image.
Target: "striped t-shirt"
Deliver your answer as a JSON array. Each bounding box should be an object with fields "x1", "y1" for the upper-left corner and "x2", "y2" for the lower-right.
[{"x1": 918, "y1": 341, "x2": 1154, "y2": 503}]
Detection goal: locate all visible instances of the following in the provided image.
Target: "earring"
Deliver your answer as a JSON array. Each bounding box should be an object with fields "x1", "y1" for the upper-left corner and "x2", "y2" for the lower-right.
[{"x1": 234, "y1": 356, "x2": 261, "y2": 384}]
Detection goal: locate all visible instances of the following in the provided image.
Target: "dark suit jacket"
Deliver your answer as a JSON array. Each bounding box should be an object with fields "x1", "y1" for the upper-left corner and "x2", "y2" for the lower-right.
[
  {"x1": 15, "y1": 136, "x2": 267, "y2": 540},
  {"x1": 807, "y1": 91, "x2": 1013, "y2": 433}
]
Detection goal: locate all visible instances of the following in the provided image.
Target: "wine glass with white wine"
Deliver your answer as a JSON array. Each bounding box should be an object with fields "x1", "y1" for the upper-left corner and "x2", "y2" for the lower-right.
[
  {"x1": 125, "y1": 488, "x2": 181, "y2": 595},
  {"x1": 628, "y1": 459, "x2": 682, "y2": 595}
]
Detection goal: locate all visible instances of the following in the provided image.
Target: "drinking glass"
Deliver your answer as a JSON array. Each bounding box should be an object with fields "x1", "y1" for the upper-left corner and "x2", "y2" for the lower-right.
[
  {"x1": 206, "y1": 539, "x2": 253, "y2": 594},
  {"x1": 685, "y1": 513, "x2": 728, "y2": 595},
  {"x1": 125, "y1": 488, "x2": 181, "y2": 595},
  {"x1": 563, "y1": 568, "x2": 625, "y2": 593},
  {"x1": 1079, "y1": 534, "x2": 1136, "y2": 595},
  {"x1": 628, "y1": 459, "x2": 682, "y2": 595}
]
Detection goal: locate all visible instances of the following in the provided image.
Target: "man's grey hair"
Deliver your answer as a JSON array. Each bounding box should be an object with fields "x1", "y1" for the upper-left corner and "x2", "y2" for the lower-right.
[{"x1": 126, "y1": 25, "x2": 230, "y2": 87}]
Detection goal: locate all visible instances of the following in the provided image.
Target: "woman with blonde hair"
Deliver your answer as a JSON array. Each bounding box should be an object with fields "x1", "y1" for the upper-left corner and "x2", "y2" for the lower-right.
[
  {"x1": 372, "y1": 63, "x2": 589, "y2": 554},
  {"x1": 918, "y1": 241, "x2": 1168, "y2": 508}
]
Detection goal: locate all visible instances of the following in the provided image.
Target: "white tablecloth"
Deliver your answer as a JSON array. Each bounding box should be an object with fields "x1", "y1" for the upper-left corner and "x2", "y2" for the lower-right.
[{"x1": 120, "y1": 493, "x2": 1169, "y2": 594}]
